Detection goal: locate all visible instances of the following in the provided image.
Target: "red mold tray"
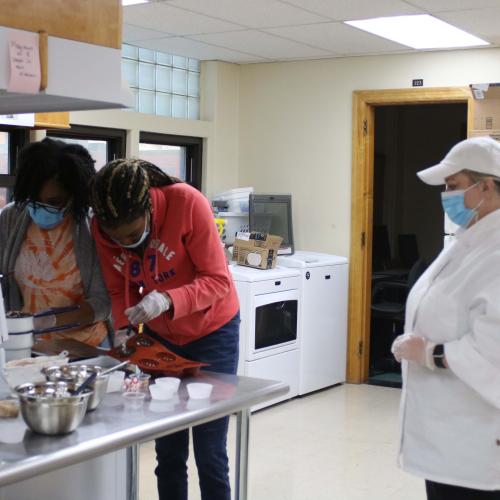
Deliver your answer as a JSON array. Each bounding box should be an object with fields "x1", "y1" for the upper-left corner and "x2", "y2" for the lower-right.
[{"x1": 109, "y1": 332, "x2": 207, "y2": 377}]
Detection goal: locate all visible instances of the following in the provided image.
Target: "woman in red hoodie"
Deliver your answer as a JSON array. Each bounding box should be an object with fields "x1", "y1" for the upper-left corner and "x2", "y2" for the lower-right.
[{"x1": 90, "y1": 158, "x2": 239, "y2": 500}]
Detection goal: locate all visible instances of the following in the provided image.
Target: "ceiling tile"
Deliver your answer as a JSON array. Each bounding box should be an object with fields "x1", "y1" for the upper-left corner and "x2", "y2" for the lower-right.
[
  {"x1": 437, "y1": 8, "x2": 500, "y2": 44},
  {"x1": 405, "y1": 0, "x2": 500, "y2": 12},
  {"x1": 191, "y1": 30, "x2": 333, "y2": 59},
  {"x1": 123, "y1": 24, "x2": 170, "y2": 42},
  {"x1": 167, "y1": 0, "x2": 329, "y2": 28},
  {"x1": 131, "y1": 36, "x2": 268, "y2": 62},
  {"x1": 280, "y1": 0, "x2": 423, "y2": 21},
  {"x1": 122, "y1": 0, "x2": 500, "y2": 63},
  {"x1": 266, "y1": 22, "x2": 409, "y2": 54},
  {"x1": 123, "y1": 2, "x2": 241, "y2": 35}
]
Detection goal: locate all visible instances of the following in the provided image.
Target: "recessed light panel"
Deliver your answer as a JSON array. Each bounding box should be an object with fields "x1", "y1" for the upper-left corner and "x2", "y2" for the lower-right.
[
  {"x1": 122, "y1": 0, "x2": 148, "y2": 6},
  {"x1": 345, "y1": 14, "x2": 489, "y2": 49}
]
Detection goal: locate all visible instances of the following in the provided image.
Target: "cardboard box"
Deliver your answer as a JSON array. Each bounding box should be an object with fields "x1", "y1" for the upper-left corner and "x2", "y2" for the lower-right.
[
  {"x1": 471, "y1": 83, "x2": 500, "y2": 131},
  {"x1": 232, "y1": 232, "x2": 283, "y2": 270}
]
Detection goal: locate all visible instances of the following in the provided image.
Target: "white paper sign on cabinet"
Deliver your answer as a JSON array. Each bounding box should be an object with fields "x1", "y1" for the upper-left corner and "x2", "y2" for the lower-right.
[{"x1": 7, "y1": 31, "x2": 41, "y2": 94}]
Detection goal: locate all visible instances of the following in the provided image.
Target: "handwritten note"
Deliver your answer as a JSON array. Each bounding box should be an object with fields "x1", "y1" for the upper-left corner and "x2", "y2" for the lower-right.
[{"x1": 7, "y1": 31, "x2": 41, "y2": 94}]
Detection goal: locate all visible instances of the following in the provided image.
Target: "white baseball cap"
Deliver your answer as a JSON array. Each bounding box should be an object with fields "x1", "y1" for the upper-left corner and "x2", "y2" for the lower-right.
[{"x1": 417, "y1": 136, "x2": 500, "y2": 185}]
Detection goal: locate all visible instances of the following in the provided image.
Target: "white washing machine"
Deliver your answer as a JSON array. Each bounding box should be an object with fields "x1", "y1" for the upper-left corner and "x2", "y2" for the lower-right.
[
  {"x1": 277, "y1": 251, "x2": 348, "y2": 395},
  {"x1": 230, "y1": 264, "x2": 301, "y2": 410}
]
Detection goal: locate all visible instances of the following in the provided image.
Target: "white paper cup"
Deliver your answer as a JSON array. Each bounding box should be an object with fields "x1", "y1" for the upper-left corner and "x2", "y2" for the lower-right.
[
  {"x1": 154, "y1": 377, "x2": 180, "y2": 392},
  {"x1": 150, "y1": 383, "x2": 176, "y2": 401},
  {"x1": 187, "y1": 382, "x2": 213, "y2": 400}
]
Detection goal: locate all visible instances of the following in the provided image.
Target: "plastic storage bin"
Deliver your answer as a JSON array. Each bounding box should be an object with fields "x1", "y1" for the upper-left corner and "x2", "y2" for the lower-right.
[
  {"x1": 218, "y1": 212, "x2": 249, "y2": 245},
  {"x1": 213, "y1": 187, "x2": 253, "y2": 213}
]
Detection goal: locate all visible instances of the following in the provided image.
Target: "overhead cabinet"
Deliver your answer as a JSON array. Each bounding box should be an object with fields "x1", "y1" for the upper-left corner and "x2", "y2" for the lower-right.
[
  {"x1": 0, "y1": 0, "x2": 122, "y2": 49},
  {"x1": 0, "y1": 0, "x2": 132, "y2": 114}
]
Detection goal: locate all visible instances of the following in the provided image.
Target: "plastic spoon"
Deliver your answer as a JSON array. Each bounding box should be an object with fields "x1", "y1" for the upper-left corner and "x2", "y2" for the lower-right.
[{"x1": 99, "y1": 360, "x2": 130, "y2": 377}]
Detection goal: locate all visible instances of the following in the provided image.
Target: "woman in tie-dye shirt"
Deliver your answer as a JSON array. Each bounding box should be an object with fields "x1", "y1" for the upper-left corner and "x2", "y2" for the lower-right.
[{"x1": 0, "y1": 138, "x2": 110, "y2": 346}]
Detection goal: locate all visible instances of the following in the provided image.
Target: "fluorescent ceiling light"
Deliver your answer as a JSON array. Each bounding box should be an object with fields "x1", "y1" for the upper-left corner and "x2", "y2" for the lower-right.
[
  {"x1": 345, "y1": 14, "x2": 489, "y2": 49},
  {"x1": 122, "y1": 0, "x2": 148, "y2": 6}
]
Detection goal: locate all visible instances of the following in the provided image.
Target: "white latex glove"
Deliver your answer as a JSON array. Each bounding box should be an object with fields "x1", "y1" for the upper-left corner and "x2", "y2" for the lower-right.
[
  {"x1": 391, "y1": 334, "x2": 436, "y2": 370},
  {"x1": 125, "y1": 290, "x2": 171, "y2": 325},
  {"x1": 113, "y1": 328, "x2": 135, "y2": 348}
]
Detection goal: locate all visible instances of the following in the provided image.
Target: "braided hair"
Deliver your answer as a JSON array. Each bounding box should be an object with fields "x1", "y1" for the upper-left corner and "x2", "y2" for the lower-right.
[
  {"x1": 14, "y1": 137, "x2": 96, "y2": 222},
  {"x1": 90, "y1": 158, "x2": 181, "y2": 228}
]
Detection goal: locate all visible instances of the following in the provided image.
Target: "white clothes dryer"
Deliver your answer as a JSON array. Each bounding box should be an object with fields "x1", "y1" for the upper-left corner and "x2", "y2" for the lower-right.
[{"x1": 278, "y1": 251, "x2": 348, "y2": 395}]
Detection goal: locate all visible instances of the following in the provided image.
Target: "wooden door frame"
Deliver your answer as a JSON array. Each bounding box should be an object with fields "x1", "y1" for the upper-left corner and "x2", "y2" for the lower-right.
[{"x1": 346, "y1": 87, "x2": 473, "y2": 383}]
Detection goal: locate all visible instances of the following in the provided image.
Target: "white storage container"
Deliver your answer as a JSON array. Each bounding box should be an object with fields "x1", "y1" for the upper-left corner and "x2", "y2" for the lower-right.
[
  {"x1": 213, "y1": 187, "x2": 253, "y2": 213},
  {"x1": 218, "y1": 212, "x2": 249, "y2": 244}
]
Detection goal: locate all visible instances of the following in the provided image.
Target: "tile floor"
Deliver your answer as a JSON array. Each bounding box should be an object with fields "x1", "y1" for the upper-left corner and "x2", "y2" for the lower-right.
[{"x1": 139, "y1": 384, "x2": 425, "y2": 500}]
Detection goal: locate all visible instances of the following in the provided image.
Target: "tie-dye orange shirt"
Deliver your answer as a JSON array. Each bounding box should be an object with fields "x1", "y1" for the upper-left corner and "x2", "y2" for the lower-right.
[{"x1": 14, "y1": 216, "x2": 106, "y2": 346}]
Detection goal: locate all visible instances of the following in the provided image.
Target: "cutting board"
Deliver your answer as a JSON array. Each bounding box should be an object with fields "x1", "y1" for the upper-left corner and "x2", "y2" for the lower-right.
[{"x1": 32, "y1": 338, "x2": 109, "y2": 361}]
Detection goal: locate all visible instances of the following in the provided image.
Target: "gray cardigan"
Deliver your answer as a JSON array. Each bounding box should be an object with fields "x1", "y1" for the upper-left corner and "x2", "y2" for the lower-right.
[{"x1": 0, "y1": 203, "x2": 110, "y2": 321}]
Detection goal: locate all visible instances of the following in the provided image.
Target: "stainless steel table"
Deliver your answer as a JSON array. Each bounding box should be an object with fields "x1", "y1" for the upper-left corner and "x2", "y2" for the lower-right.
[{"x1": 0, "y1": 372, "x2": 288, "y2": 500}]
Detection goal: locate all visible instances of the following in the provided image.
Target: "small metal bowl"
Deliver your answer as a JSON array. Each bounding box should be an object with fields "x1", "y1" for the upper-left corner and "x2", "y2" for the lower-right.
[
  {"x1": 15, "y1": 381, "x2": 92, "y2": 435},
  {"x1": 43, "y1": 365, "x2": 109, "y2": 411}
]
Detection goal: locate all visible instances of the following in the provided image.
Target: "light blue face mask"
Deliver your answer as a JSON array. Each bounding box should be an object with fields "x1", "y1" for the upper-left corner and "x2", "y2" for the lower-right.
[
  {"x1": 441, "y1": 183, "x2": 483, "y2": 228},
  {"x1": 27, "y1": 202, "x2": 67, "y2": 230}
]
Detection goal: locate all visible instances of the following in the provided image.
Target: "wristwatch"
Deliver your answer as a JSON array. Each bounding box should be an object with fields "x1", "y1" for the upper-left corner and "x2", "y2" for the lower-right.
[{"x1": 432, "y1": 344, "x2": 446, "y2": 369}]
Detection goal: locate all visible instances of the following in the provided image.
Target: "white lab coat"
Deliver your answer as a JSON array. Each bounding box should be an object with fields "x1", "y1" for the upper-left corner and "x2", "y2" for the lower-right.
[{"x1": 399, "y1": 208, "x2": 500, "y2": 490}]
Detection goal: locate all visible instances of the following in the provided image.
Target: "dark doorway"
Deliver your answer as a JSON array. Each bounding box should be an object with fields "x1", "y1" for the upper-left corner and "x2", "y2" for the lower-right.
[{"x1": 368, "y1": 103, "x2": 467, "y2": 388}]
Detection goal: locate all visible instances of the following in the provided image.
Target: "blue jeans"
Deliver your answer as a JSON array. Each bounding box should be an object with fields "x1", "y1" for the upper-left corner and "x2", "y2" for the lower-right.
[{"x1": 151, "y1": 312, "x2": 240, "y2": 500}]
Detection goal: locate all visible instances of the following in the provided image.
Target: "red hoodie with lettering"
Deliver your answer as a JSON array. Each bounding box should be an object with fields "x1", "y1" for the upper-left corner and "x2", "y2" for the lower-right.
[{"x1": 91, "y1": 183, "x2": 239, "y2": 345}]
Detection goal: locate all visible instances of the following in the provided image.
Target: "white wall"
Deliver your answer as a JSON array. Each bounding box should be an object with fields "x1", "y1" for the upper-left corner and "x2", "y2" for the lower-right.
[
  {"x1": 238, "y1": 48, "x2": 500, "y2": 257},
  {"x1": 201, "y1": 61, "x2": 240, "y2": 197},
  {"x1": 69, "y1": 60, "x2": 240, "y2": 198},
  {"x1": 67, "y1": 47, "x2": 500, "y2": 258}
]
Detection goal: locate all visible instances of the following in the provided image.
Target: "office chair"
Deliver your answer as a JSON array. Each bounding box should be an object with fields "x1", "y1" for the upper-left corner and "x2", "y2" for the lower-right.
[
  {"x1": 370, "y1": 258, "x2": 427, "y2": 372},
  {"x1": 371, "y1": 258, "x2": 427, "y2": 321},
  {"x1": 397, "y1": 233, "x2": 419, "y2": 268}
]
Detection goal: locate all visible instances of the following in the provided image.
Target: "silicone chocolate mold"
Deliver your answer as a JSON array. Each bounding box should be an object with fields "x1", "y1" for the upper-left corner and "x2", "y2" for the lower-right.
[{"x1": 109, "y1": 332, "x2": 207, "y2": 376}]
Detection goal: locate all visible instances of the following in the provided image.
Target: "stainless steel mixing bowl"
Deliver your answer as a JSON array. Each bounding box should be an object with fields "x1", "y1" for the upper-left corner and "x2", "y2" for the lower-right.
[
  {"x1": 15, "y1": 381, "x2": 92, "y2": 435},
  {"x1": 42, "y1": 364, "x2": 109, "y2": 411}
]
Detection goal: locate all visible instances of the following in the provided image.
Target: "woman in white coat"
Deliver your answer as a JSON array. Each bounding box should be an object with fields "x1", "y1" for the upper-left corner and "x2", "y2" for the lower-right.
[{"x1": 392, "y1": 136, "x2": 500, "y2": 500}]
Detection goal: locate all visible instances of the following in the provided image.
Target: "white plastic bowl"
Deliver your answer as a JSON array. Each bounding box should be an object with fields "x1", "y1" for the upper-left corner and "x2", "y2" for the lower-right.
[
  {"x1": 2, "y1": 354, "x2": 68, "y2": 390},
  {"x1": 187, "y1": 382, "x2": 213, "y2": 400},
  {"x1": 6, "y1": 314, "x2": 34, "y2": 334},
  {"x1": 154, "y1": 377, "x2": 180, "y2": 392},
  {"x1": 150, "y1": 383, "x2": 176, "y2": 401}
]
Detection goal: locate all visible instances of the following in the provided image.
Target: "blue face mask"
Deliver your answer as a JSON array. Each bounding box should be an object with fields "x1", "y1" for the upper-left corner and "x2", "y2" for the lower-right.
[
  {"x1": 441, "y1": 183, "x2": 482, "y2": 228},
  {"x1": 27, "y1": 202, "x2": 67, "y2": 230}
]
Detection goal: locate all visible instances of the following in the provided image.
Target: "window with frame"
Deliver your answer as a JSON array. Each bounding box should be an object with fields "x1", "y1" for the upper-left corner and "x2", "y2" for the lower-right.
[
  {"x1": 122, "y1": 44, "x2": 200, "y2": 120},
  {"x1": 48, "y1": 125, "x2": 127, "y2": 170},
  {"x1": 139, "y1": 132, "x2": 203, "y2": 190},
  {"x1": 0, "y1": 128, "x2": 29, "y2": 209}
]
